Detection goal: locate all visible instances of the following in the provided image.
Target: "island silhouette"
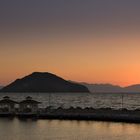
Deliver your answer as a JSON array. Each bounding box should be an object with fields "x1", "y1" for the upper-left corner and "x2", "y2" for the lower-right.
[
  {"x1": 1, "y1": 72, "x2": 140, "y2": 93},
  {"x1": 82, "y1": 83, "x2": 140, "y2": 93},
  {"x1": 0, "y1": 72, "x2": 89, "y2": 93}
]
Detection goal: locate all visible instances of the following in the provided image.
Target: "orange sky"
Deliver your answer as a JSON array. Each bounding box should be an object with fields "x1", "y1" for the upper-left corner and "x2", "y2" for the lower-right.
[
  {"x1": 1, "y1": 32, "x2": 140, "y2": 86},
  {"x1": 1, "y1": 1, "x2": 140, "y2": 86}
]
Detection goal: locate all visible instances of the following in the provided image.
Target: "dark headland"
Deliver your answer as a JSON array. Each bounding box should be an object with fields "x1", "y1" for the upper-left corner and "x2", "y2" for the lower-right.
[{"x1": 0, "y1": 72, "x2": 89, "y2": 93}]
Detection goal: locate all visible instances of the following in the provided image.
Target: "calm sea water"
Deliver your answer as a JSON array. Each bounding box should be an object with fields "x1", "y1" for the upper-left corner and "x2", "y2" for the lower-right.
[
  {"x1": 1, "y1": 118, "x2": 140, "y2": 140},
  {"x1": 0, "y1": 92, "x2": 140, "y2": 140},
  {"x1": 0, "y1": 92, "x2": 140, "y2": 110}
]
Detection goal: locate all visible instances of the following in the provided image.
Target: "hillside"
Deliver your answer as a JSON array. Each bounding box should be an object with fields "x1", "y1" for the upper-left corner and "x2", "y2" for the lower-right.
[
  {"x1": 124, "y1": 84, "x2": 140, "y2": 92},
  {"x1": 1, "y1": 72, "x2": 89, "y2": 93},
  {"x1": 82, "y1": 83, "x2": 140, "y2": 93},
  {"x1": 82, "y1": 83, "x2": 125, "y2": 93}
]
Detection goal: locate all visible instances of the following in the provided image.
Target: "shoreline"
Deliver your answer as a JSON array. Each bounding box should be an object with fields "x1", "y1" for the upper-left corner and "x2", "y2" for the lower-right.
[
  {"x1": 39, "y1": 108, "x2": 140, "y2": 123},
  {"x1": 1, "y1": 108, "x2": 140, "y2": 123}
]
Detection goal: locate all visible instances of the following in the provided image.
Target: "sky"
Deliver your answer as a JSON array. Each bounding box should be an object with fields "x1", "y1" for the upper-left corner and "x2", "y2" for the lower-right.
[{"x1": 1, "y1": 0, "x2": 140, "y2": 86}]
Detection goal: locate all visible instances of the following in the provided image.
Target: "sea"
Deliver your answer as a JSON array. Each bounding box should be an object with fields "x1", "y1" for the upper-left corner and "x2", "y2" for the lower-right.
[
  {"x1": 0, "y1": 92, "x2": 140, "y2": 110},
  {"x1": 0, "y1": 92, "x2": 140, "y2": 140}
]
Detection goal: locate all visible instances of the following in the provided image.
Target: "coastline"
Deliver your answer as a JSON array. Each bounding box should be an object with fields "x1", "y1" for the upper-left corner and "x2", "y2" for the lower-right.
[
  {"x1": 1, "y1": 108, "x2": 140, "y2": 123},
  {"x1": 39, "y1": 108, "x2": 140, "y2": 123}
]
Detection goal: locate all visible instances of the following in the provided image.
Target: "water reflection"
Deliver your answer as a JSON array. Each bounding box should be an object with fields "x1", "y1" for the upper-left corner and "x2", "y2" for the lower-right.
[{"x1": 0, "y1": 118, "x2": 140, "y2": 140}]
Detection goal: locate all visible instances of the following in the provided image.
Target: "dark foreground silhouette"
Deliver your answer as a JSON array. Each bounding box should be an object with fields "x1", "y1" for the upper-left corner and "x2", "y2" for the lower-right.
[
  {"x1": 0, "y1": 72, "x2": 89, "y2": 93},
  {"x1": 39, "y1": 107, "x2": 140, "y2": 123},
  {"x1": 1, "y1": 107, "x2": 140, "y2": 123}
]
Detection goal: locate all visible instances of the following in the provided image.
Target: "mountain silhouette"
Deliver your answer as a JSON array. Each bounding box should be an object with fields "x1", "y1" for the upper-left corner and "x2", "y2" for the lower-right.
[
  {"x1": 1, "y1": 72, "x2": 89, "y2": 93},
  {"x1": 124, "y1": 84, "x2": 140, "y2": 92},
  {"x1": 81, "y1": 83, "x2": 140, "y2": 93},
  {"x1": 81, "y1": 83, "x2": 125, "y2": 93}
]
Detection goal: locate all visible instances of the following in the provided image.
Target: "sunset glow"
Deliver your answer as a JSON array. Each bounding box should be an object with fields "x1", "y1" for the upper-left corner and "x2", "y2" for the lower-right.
[{"x1": 1, "y1": 0, "x2": 140, "y2": 86}]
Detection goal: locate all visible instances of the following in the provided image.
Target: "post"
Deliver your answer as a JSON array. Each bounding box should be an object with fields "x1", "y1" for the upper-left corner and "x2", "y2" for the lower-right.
[
  {"x1": 49, "y1": 93, "x2": 51, "y2": 107},
  {"x1": 121, "y1": 94, "x2": 124, "y2": 110},
  {"x1": 48, "y1": 93, "x2": 51, "y2": 113}
]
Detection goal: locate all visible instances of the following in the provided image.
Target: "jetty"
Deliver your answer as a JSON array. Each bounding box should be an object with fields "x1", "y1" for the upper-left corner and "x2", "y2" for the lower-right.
[
  {"x1": 39, "y1": 107, "x2": 140, "y2": 123},
  {"x1": 0, "y1": 96, "x2": 140, "y2": 123}
]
